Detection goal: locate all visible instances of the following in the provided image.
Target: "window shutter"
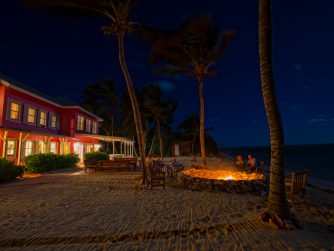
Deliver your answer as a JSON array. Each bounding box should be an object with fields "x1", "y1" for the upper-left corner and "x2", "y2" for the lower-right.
[
  {"x1": 23, "y1": 104, "x2": 28, "y2": 124},
  {"x1": 5, "y1": 98, "x2": 12, "y2": 121},
  {"x1": 56, "y1": 115, "x2": 60, "y2": 130},
  {"x1": 48, "y1": 112, "x2": 54, "y2": 128}
]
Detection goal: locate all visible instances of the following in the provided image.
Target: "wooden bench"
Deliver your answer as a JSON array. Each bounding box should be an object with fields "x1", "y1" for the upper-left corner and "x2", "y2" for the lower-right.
[
  {"x1": 84, "y1": 159, "x2": 101, "y2": 172},
  {"x1": 285, "y1": 171, "x2": 308, "y2": 205},
  {"x1": 113, "y1": 157, "x2": 138, "y2": 170},
  {"x1": 146, "y1": 163, "x2": 165, "y2": 190},
  {"x1": 99, "y1": 160, "x2": 130, "y2": 171}
]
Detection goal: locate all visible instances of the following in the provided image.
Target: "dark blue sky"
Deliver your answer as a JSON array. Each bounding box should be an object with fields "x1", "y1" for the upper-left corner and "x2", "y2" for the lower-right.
[{"x1": 1, "y1": 0, "x2": 333, "y2": 147}]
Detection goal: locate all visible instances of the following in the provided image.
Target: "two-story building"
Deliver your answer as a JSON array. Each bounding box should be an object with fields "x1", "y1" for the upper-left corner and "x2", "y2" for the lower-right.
[{"x1": 0, "y1": 74, "x2": 135, "y2": 164}]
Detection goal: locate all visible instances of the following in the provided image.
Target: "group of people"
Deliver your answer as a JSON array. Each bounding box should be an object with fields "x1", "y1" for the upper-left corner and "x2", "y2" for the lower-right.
[
  {"x1": 147, "y1": 155, "x2": 184, "y2": 176},
  {"x1": 234, "y1": 154, "x2": 259, "y2": 172}
]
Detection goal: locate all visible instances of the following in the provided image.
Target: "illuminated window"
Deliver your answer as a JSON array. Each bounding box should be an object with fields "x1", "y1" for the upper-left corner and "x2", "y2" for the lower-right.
[
  {"x1": 86, "y1": 119, "x2": 91, "y2": 132},
  {"x1": 77, "y1": 115, "x2": 84, "y2": 131},
  {"x1": 61, "y1": 142, "x2": 70, "y2": 154},
  {"x1": 25, "y1": 141, "x2": 34, "y2": 156},
  {"x1": 7, "y1": 140, "x2": 16, "y2": 157},
  {"x1": 10, "y1": 102, "x2": 20, "y2": 120},
  {"x1": 37, "y1": 141, "x2": 46, "y2": 154},
  {"x1": 51, "y1": 115, "x2": 57, "y2": 128},
  {"x1": 27, "y1": 107, "x2": 36, "y2": 124},
  {"x1": 50, "y1": 142, "x2": 58, "y2": 154},
  {"x1": 40, "y1": 111, "x2": 47, "y2": 126},
  {"x1": 86, "y1": 144, "x2": 93, "y2": 153},
  {"x1": 92, "y1": 121, "x2": 98, "y2": 134}
]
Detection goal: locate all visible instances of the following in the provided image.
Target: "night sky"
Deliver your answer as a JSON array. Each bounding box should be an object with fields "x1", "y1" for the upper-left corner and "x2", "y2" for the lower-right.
[{"x1": 1, "y1": 0, "x2": 333, "y2": 147}]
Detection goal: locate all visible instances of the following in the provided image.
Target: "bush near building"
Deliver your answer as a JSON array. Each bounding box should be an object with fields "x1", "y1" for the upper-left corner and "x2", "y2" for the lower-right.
[
  {"x1": 84, "y1": 151, "x2": 109, "y2": 161},
  {"x1": 0, "y1": 158, "x2": 24, "y2": 182},
  {"x1": 25, "y1": 153, "x2": 79, "y2": 174}
]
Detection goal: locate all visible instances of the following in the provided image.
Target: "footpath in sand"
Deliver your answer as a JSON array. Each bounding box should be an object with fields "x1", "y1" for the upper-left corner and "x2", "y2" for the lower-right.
[{"x1": 0, "y1": 170, "x2": 333, "y2": 250}]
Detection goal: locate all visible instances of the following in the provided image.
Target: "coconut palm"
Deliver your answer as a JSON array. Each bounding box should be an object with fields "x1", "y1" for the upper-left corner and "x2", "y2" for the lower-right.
[
  {"x1": 259, "y1": 0, "x2": 290, "y2": 220},
  {"x1": 142, "y1": 84, "x2": 177, "y2": 157},
  {"x1": 142, "y1": 16, "x2": 235, "y2": 166},
  {"x1": 24, "y1": 0, "x2": 148, "y2": 182},
  {"x1": 82, "y1": 79, "x2": 118, "y2": 137}
]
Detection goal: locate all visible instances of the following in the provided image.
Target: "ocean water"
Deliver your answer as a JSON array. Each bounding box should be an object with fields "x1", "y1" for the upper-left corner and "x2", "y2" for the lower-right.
[{"x1": 220, "y1": 144, "x2": 334, "y2": 189}]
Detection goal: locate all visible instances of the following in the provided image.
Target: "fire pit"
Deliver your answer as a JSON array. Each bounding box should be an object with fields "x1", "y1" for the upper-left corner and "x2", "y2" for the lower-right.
[{"x1": 178, "y1": 168, "x2": 266, "y2": 193}]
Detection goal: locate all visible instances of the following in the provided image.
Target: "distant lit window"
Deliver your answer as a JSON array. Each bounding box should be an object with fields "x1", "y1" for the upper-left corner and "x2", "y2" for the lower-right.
[
  {"x1": 51, "y1": 115, "x2": 57, "y2": 128},
  {"x1": 77, "y1": 115, "x2": 84, "y2": 131},
  {"x1": 92, "y1": 121, "x2": 98, "y2": 134},
  {"x1": 40, "y1": 111, "x2": 47, "y2": 126},
  {"x1": 10, "y1": 102, "x2": 20, "y2": 120},
  {"x1": 50, "y1": 142, "x2": 58, "y2": 154},
  {"x1": 7, "y1": 140, "x2": 16, "y2": 157},
  {"x1": 86, "y1": 144, "x2": 93, "y2": 153},
  {"x1": 86, "y1": 119, "x2": 91, "y2": 132},
  {"x1": 25, "y1": 141, "x2": 33, "y2": 156},
  {"x1": 37, "y1": 141, "x2": 46, "y2": 154},
  {"x1": 61, "y1": 142, "x2": 70, "y2": 154},
  {"x1": 28, "y1": 107, "x2": 36, "y2": 123}
]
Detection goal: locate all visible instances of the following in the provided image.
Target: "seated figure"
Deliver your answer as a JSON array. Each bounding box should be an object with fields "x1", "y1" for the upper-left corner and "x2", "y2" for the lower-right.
[
  {"x1": 234, "y1": 155, "x2": 245, "y2": 170},
  {"x1": 170, "y1": 156, "x2": 184, "y2": 172},
  {"x1": 247, "y1": 155, "x2": 257, "y2": 172}
]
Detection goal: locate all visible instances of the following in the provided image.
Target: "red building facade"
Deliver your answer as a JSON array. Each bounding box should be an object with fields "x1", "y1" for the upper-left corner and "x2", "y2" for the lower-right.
[{"x1": 0, "y1": 75, "x2": 134, "y2": 165}]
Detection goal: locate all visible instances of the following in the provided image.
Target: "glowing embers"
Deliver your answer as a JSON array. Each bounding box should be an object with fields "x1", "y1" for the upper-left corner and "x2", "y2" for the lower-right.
[
  {"x1": 178, "y1": 168, "x2": 266, "y2": 193},
  {"x1": 182, "y1": 168, "x2": 264, "y2": 181}
]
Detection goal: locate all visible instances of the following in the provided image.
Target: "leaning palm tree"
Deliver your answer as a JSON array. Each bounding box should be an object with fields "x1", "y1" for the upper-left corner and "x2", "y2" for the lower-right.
[
  {"x1": 142, "y1": 16, "x2": 235, "y2": 166},
  {"x1": 24, "y1": 0, "x2": 148, "y2": 182},
  {"x1": 142, "y1": 84, "x2": 177, "y2": 157},
  {"x1": 259, "y1": 0, "x2": 290, "y2": 221}
]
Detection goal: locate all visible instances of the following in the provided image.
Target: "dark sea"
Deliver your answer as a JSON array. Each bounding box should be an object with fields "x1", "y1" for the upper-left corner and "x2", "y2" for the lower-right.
[{"x1": 220, "y1": 144, "x2": 334, "y2": 189}]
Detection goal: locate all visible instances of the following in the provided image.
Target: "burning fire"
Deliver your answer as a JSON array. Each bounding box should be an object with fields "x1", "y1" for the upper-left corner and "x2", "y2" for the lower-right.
[{"x1": 182, "y1": 169, "x2": 264, "y2": 181}]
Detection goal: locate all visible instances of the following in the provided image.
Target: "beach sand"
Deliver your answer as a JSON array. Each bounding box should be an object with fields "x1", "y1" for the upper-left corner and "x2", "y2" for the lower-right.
[{"x1": 0, "y1": 169, "x2": 333, "y2": 250}]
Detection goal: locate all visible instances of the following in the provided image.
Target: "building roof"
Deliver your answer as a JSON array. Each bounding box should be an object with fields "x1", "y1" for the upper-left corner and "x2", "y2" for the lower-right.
[{"x1": 0, "y1": 74, "x2": 103, "y2": 121}]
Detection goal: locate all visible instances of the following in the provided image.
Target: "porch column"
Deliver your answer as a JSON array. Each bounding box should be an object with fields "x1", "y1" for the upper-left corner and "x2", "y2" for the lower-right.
[
  {"x1": 112, "y1": 140, "x2": 115, "y2": 154},
  {"x1": 17, "y1": 132, "x2": 23, "y2": 165},
  {"x1": 1, "y1": 130, "x2": 8, "y2": 158}
]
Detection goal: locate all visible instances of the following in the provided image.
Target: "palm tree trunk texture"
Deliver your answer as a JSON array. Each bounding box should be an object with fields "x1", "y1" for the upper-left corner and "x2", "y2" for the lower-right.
[
  {"x1": 117, "y1": 32, "x2": 147, "y2": 182},
  {"x1": 156, "y1": 119, "x2": 164, "y2": 157},
  {"x1": 259, "y1": 0, "x2": 290, "y2": 219},
  {"x1": 198, "y1": 77, "x2": 207, "y2": 166}
]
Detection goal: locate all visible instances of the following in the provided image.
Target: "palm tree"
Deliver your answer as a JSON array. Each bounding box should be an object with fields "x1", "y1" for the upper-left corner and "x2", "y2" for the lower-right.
[
  {"x1": 142, "y1": 16, "x2": 235, "y2": 166},
  {"x1": 177, "y1": 113, "x2": 200, "y2": 155},
  {"x1": 82, "y1": 79, "x2": 118, "y2": 137},
  {"x1": 259, "y1": 0, "x2": 290, "y2": 220},
  {"x1": 24, "y1": 0, "x2": 148, "y2": 182},
  {"x1": 142, "y1": 84, "x2": 177, "y2": 157}
]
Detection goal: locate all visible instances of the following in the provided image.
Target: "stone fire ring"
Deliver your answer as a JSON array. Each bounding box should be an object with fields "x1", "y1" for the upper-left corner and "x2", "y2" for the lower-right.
[{"x1": 177, "y1": 169, "x2": 267, "y2": 193}]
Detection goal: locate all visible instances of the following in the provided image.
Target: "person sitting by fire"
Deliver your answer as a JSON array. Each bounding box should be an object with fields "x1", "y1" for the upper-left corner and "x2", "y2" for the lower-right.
[
  {"x1": 170, "y1": 156, "x2": 184, "y2": 172},
  {"x1": 234, "y1": 155, "x2": 245, "y2": 170},
  {"x1": 247, "y1": 155, "x2": 257, "y2": 172}
]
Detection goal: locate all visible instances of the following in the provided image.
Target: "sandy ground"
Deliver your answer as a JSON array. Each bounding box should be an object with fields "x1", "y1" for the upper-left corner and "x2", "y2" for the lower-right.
[{"x1": 0, "y1": 169, "x2": 333, "y2": 250}]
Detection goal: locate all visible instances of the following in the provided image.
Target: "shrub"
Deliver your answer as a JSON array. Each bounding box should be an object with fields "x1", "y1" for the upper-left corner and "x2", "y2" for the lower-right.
[
  {"x1": 25, "y1": 153, "x2": 80, "y2": 174},
  {"x1": 0, "y1": 158, "x2": 24, "y2": 182},
  {"x1": 84, "y1": 151, "x2": 109, "y2": 161}
]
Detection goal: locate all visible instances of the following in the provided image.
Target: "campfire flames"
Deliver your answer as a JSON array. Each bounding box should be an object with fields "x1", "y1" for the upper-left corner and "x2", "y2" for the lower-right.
[{"x1": 182, "y1": 168, "x2": 264, "y2": 181}]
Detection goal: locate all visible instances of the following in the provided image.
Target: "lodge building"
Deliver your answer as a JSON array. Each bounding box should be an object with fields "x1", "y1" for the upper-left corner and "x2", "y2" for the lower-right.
[{"x1": 0, "y1": 75, "x2": 134, "y2": 165}]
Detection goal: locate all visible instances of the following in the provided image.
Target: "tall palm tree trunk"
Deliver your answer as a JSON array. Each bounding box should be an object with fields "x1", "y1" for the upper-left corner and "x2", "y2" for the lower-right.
[
  {"x1": 117, "y1": 32, "x2": 147, "y2": 182},
  {"x1": 259, "y1": 0, "x2": 290, "y2": 219},
  {"x1": 156, "y1": 120, "x2": 163, "y2": 157},
  {"x1": 198, "y1": 77, "x2": 206, "y2": 166}
]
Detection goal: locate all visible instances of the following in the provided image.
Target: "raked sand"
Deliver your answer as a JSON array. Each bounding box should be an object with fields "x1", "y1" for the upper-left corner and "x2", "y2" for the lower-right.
[{"x1": 0, "y1": 169, "x2": 333, "y2": 250}]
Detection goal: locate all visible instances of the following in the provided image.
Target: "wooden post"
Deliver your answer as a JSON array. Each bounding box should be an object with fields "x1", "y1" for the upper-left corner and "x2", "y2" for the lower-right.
[
  {"x1": 2, "y1": 131, "x2": 8, "y2": 158},
  {"x1": 17, "y1": 132, "x2": 23, "y2": 165}
]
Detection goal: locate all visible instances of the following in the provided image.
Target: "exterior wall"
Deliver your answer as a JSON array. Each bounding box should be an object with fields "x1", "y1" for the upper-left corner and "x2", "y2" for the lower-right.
[
  {"x1": 171, "y1": 141, "x2": 192, "y2": 156},
  {"x1": 2, "y1": 86, "x2": 62, "y2": 134},
  {"x1": 1, "y1": 86, "x2": 100, "y2": 137}
]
